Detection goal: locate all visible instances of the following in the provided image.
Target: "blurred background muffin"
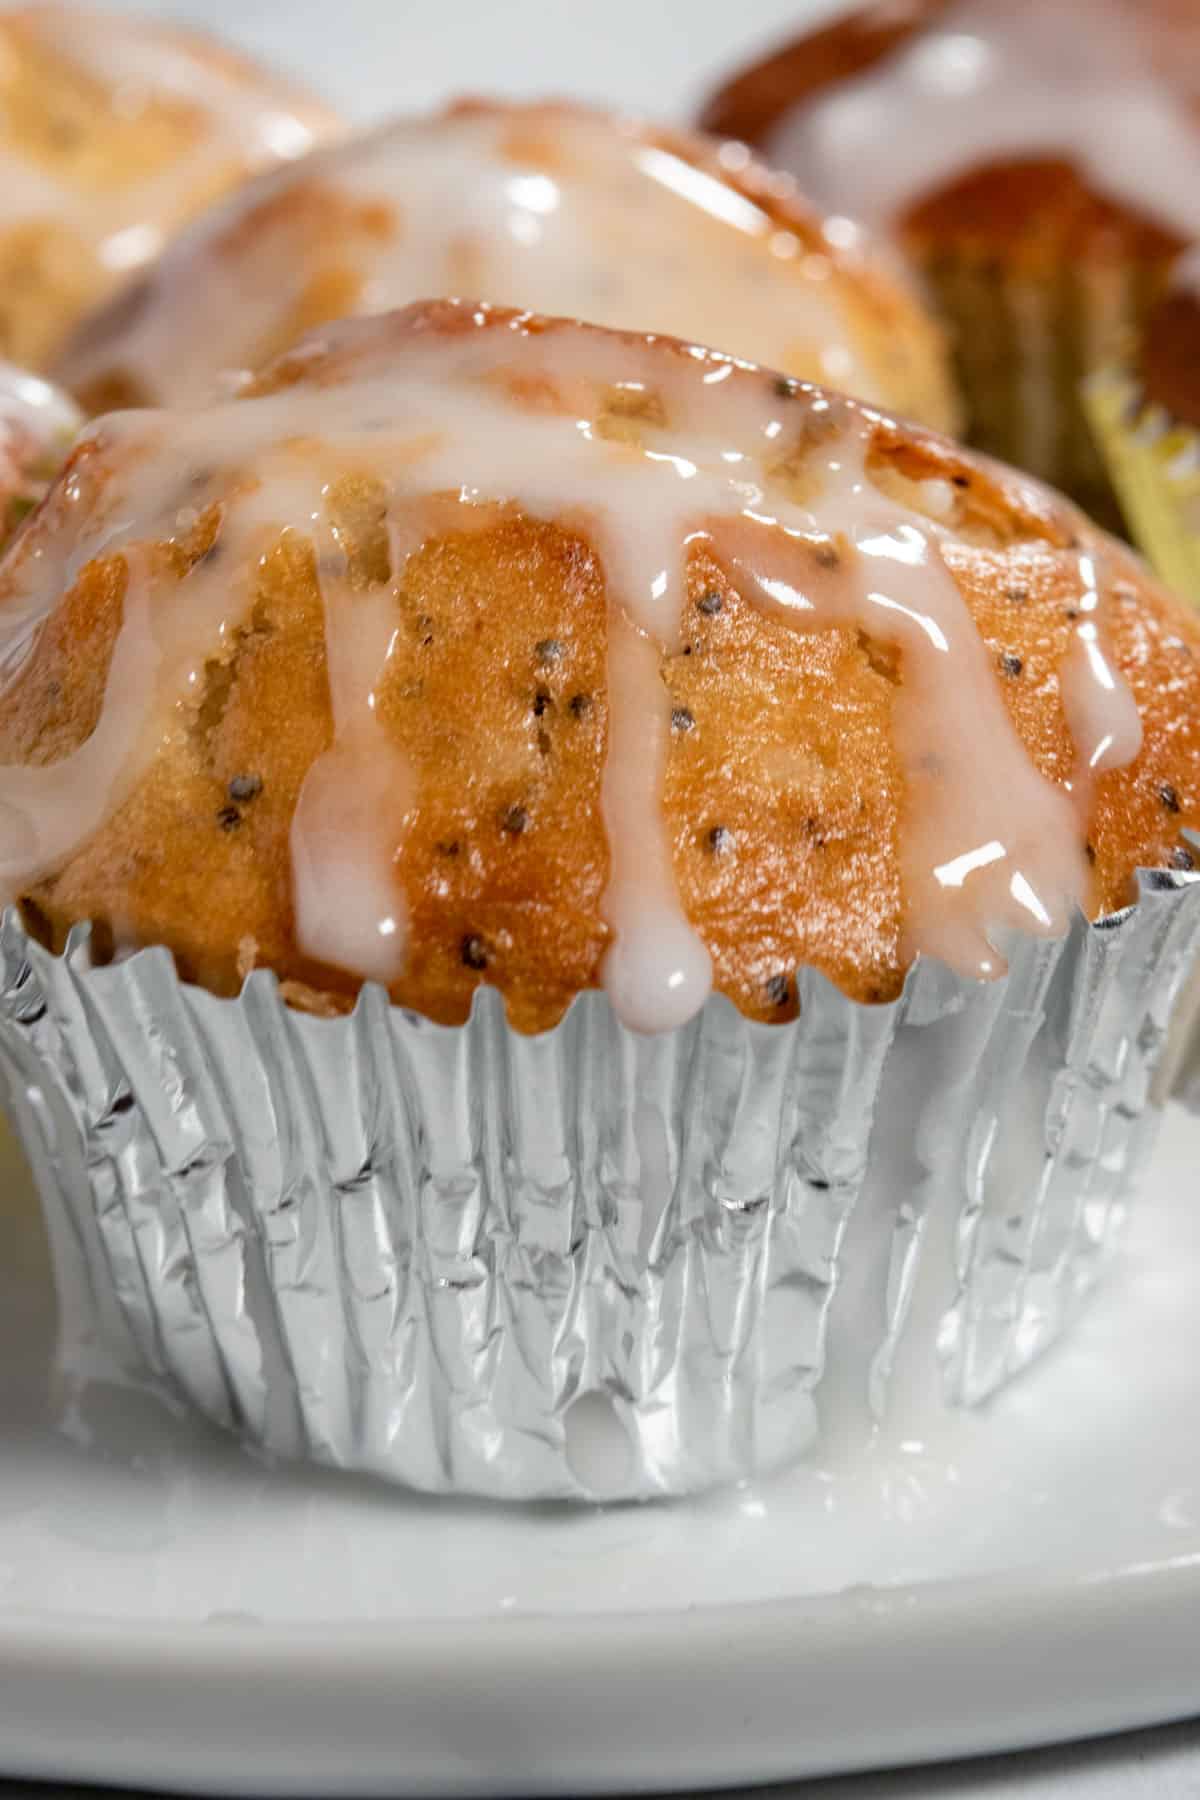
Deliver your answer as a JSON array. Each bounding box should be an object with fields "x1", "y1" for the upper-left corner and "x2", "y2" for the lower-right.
[
  {"x1": 54, "y1": 98, "x2": 960, "y2": 433},
  {"x1": 0, "y1": 360, "x2": 79, "y2": 556},
  {"x1": 1084, "y1": 257, "x2": 1200, "y2": 604},
  {"x1": 701, "y1": 0, "x2": 1200, "y2": 530},
  {"x1": 0, "y1": 4, "x2": 340, "y2": 370}
]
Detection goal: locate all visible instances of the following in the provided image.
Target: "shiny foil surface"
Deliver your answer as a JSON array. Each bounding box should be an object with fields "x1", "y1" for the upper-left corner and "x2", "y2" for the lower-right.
[{"x1": 0, "y1": 860, "x2": 1197, "y2": 1501}]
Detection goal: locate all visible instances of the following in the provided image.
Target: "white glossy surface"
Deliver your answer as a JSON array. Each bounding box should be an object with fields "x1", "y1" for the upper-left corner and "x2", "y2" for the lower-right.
[{"x1": 0, "y1": 1104, "x2": 1199, "y2": 1792}]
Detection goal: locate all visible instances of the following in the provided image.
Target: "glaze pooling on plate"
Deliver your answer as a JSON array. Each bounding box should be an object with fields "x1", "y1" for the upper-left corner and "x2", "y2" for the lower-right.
[
  {"x1": 0, "y1": 304, "x2": 1142, "y2": 1031},
  {"x1": 763, "y1": 0, "x2": 1200, "y2": 241},
  {"x1": 55, "y1": 100, "x2": 954, "y2": 426}
]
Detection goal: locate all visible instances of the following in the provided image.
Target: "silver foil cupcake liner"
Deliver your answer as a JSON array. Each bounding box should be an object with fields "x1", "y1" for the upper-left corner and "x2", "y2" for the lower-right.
[{"x1": 0, "y1": 857, "x2": 1197, "y2": 1502}]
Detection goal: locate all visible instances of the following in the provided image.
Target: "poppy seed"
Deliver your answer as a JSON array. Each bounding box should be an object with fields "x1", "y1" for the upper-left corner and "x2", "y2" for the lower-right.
[{"x1": 461, "y1": 934, "x2": 488, "y2": 970}]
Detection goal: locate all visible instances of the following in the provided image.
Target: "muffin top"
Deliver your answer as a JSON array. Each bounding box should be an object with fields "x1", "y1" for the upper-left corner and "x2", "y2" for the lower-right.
[
  {"x1": 0, "y1": 4, "x2": 340, "y2": 368},
  {"x1": 701, "y1": 0, "x2": 1200, "y2": 256},
  {"x1": 53, "y1": 98, "x2": 959, "y2": 434},
  {"x1": 1, "y1": 301, "x2": 1197, "y2": 1034}
]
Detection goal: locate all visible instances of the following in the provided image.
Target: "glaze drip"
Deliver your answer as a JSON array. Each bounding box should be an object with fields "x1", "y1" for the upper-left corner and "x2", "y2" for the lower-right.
[
  {"x1": 1059, "y1": 550, "x2": 1144, "y2": 791},
  {"x1": 291, "y1": 505, "x2": 414, "y2": 985},
  {"x1": 0, "y1": 305, "x2": 1144, "y2": 1029}
]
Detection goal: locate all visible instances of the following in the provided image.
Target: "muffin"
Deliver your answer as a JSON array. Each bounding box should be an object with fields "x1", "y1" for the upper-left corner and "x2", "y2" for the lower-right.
[
  {"x1": 700, "y1": 0, "x2": 1200, "y2": 528},
  {"x1": 1084, "y1": 256, "x2": 1200, "y2": 606},
  {"x1": 0, "y1": 4, "x2": 340, "y2": 370},
  {"x1": 53, "y1": 98, "x2": 959, "y2": 434},
  {"x1": 0, "y1": 302, "x2": 1195, "y2": 1500},
  {"x1": 1081, "y1": 264, "x2": 1200, "y2": 1109}
]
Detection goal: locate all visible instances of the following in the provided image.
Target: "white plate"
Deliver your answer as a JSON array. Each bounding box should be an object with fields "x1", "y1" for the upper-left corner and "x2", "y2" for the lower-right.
[{"x1": 1, "y1": 1104, "x2": 1199, "y2": 1796}]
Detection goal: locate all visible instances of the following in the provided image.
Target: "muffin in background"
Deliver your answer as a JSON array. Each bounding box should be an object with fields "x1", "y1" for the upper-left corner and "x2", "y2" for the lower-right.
[
  {"x1": 0, "y1": 360, "x2": 80, "y2": 555},
  {"x1": 0, "y1": 302, "x2": 1196, "y2": 1499},
  {"x1": 1084, "y1": 259, "x2": 1200, "y2": 606},
  {"x1": 0, "y1": 4, "x2": 340, "y2": 370},
  {"x1": 54, "y1": 98, "x2": 960, "y2": 434},
  {"x1": 701, "y1": 0, "x2": 1200, "y2": 529}
]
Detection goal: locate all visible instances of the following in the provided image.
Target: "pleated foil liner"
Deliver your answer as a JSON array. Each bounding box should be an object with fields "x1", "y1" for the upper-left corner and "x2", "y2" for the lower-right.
[{"x1": 0, "y1": 858, "x2": 1197, "y2": 1503}]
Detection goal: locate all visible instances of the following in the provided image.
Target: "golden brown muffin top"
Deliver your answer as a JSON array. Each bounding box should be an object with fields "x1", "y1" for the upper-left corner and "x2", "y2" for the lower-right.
[
  {"x1": 0, "y1": 5, "x2": 340, "y2": 366},
  {"x1": 2, "y1": 301, "x2": 1198, "y2": 1033},
  {"x1": 701, "y1": 0, "x2": 1200, "y2": 256},
  {"x1": 54, "y1": 97, "x2": 959, "y2": 436}
]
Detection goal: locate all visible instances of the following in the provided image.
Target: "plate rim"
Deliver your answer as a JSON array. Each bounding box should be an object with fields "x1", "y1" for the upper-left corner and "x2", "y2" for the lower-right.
[{"x1": 2, "y1": 1556, "x2": 1200, "y2": 1796}]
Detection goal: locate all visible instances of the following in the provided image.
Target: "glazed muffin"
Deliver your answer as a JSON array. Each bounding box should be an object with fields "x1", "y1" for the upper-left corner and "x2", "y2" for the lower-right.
[
  {"x1": 0, "y1": 302, "x2": 1195, "y2": 1499},
  {"x1": 0, "y1": 4, "x2": 340, "y2": 370},
  {"x1": 54, "y1": 98, "x2": 959, "y2": 434},
  {"x1": 701, "y1": 0, "x2": 1200, "y2": 528}
]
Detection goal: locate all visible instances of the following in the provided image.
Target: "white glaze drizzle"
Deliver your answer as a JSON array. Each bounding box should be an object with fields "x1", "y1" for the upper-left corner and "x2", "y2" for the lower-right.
[
  {"x1": 766, "y1": 0, "x2": 1200, "y2": 242},
  {"x1": 601, "y1": 615, "x2": 713, "y2": 1031},
  {"x1": 0, "y1": 308, "x2": 1144, "y2": 1026},
  {"x1": 288, "y1": 482, "x2": 416, "y2": 985},
  {"x1": 58, "y1": 104, "x2": 889, "y2": 414},
  {"x1": 1059, "y1": 548, "x2": 1144, "y2": 788},
  {"x1": 0, "y1": 6, "x2": 331, "y2": 282}
]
